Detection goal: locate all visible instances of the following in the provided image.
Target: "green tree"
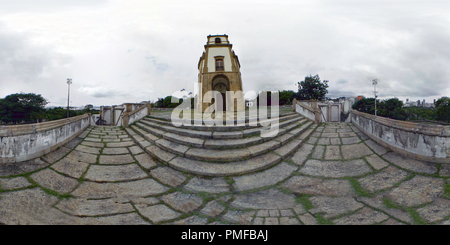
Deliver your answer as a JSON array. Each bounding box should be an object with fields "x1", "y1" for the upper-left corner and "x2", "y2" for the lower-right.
[
  {"x1": 352, "y1": 97, "x2": 378, "y2": 114},
  {"x1": 279, "y1": 90, "x2": 296, "y2": 105},
  {"x1": 297, "y1": 74, "x2": 329, "y2": 100},
  {"x1": 0, "y1": 93, "x2": 48, "y2": 124},
  {"x1": 378, "y1": 98, "x2": 407, "y2": 120},
  {"x1": 435, "y1": 97, "x2": 450, "y2": 123}
]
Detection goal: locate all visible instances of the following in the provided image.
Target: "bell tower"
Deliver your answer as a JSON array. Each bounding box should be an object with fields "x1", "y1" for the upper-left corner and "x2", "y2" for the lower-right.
[{"x1": 196, "y1": 34, "x2": 244, "y2": 112}]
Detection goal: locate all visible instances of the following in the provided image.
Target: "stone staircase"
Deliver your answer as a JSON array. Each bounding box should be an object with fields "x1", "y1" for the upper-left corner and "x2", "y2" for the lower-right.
[{"x1": 125, "y1": 112, "x2": 318, "y2": 176}]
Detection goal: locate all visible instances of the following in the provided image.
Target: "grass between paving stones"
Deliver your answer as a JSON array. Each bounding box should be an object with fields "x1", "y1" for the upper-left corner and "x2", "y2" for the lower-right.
[{"x1": 346, "y1": 177, "x2": 371, "y2": 197}]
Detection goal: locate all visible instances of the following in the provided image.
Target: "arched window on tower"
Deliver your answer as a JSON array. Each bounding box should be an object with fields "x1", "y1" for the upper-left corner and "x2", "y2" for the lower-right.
[
  {"x1": 215, "y1": 37, "x2": 221, "y2": 44},
  {"x1": 216, "y1": 59, "x2": 224, "y2": 71}
]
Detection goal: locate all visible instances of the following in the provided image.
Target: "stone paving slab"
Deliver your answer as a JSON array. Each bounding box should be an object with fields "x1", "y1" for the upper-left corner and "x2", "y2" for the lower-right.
[
  {"x1": 51, "y1": 157, "x2": 90, "y2": 179},
  {"x1": 70, "y1": 179, "x2": 169, "y2": 199},
  {"x1": 83, "y1": 164, "x2": 148, "y2": 182},
  {"x1": 30, "y1": 168, "x2": 79, "y2": 194},
  {"x1": 99, "y1": 154, "x2": 135, "y2": 165},
  {"x1": 300, "y1": 159, "x2": 372, "y2": 177},
  {"x1": 0, "y1": 176, "x2": 32, "y2": 190},
  {"x1": 232, "y1": 162, "x2": 297, "y2": 191},
  {"x1": 2, "y1": 122, "x2": 450, "y2": 226}
]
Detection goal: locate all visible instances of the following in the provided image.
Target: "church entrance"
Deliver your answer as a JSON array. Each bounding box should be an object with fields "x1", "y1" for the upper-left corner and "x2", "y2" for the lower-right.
[
  {"x1": 212, "y1": 75, "x2": 229, "y2": 112},
  {"x1": 213, "y1": 83, "x2": 227, "y2": 111}
]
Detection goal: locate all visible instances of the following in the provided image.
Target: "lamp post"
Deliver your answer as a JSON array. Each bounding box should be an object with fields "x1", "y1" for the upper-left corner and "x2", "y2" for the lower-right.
[
  {"x1": 372, "y1": 79, "x2": 378, "y2": 116},
  {"x1": 67, "y1": 78, "x2": 72, "y2": 118}
]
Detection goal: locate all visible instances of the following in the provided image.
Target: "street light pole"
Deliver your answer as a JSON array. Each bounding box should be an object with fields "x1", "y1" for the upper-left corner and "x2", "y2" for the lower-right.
[
  {"x1": 67, "y1": 78, "x2": 72, "y2": 118},
  {"x1": 372, "y1": 79, "x2": 378, "y2": 116}
]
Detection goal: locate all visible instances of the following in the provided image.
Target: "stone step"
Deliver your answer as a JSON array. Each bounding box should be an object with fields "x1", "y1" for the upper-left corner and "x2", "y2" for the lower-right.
[
  {"x1": 143, "y1": 112, "x2": 301, "y2": 132},
  {"x1": 138, "y1": 115, "x2": 305, "y2": 140},
  {"x1": 126, "y1": 119, "x2": 318, "y2": 175},
  {"x1": 130, "y1": 118, "x2": 315, "y2": 163},
  {"x1": 134, "y1": 116, "x2": 310, "y2": 151}
]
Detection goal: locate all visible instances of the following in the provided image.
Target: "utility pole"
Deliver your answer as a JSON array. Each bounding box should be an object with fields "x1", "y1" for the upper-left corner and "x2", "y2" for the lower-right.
[
  {"x1": 372, "y1": 79, "x2": 378, "y2": 116},
  {"x1": 67, "y1": 78, "x2": 72, "y2": 118}
]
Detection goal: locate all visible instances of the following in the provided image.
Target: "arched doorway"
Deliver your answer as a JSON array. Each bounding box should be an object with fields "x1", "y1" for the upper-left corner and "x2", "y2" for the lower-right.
[{"x1": 212, "y1": 75, "x2": 229, "y2": 111}]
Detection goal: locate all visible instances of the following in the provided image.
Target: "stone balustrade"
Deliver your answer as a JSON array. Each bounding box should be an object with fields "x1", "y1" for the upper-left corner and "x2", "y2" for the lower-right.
[
  {"x1": 350, "y1": 109, "x2": 450, "y2": 163},
  {"x1": 0, "y1": 113, "x2": 90, "y2": 163}
]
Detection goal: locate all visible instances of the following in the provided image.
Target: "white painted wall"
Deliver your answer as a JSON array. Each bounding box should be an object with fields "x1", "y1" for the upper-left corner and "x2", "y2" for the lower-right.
[{"x1": 207, "y1": 47, "x2": 232, "y2": 72}]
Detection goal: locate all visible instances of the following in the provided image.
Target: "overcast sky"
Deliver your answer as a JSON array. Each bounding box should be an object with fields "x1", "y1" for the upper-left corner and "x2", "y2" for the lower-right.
[{"x1": 1, "y1": 0, "x2": 449, "y2": 108}]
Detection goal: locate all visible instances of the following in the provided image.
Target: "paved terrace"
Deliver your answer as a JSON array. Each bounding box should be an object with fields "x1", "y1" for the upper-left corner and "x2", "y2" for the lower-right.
[{"x1": 0, "y1": 117, "x2": 449, "y2": 225}]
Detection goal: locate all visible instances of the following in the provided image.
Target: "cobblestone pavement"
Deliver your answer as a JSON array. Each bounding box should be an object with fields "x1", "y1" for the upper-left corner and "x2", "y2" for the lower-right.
[{"x1": 1, "y1": 123, "x2": 449, "y2": 225}]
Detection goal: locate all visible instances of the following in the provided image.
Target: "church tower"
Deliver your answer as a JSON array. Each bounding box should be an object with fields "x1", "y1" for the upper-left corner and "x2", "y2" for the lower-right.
[{"x1": 196, "y1": 34, "x2": 245, "y2": 112}]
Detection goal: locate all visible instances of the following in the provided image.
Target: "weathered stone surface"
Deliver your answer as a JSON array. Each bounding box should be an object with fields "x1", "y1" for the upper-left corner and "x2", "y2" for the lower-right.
[
  {"x1": 317, "y1": 138, "x2": 330, "y2": 145},
  {"x1": 364, "y1": 140, "x2": 388, "y2": 155},
  {"x1": 282, "y1": 176, "x2": 354, "y2": 196},
  {"x1": 324, "y1": 145, "x2": 341, "y2": 160},
  {"x1": 290, "y1": 143, "x2": 314, "y2": 165},
  {"x1": 322, "y1": 133, "x2": 338, "y2": 137},
  {"x1": 383, "y1": 152, "x2": 437, "y2": 174},
  {"x1": 161, "y1": 192, "x2": 204, "y2": 213},
  {"x1": 365, "y1": 154, "x2": 390, "y2": 170},
  {"x1": 75, "y1": 145, "x2": 101, "y2": 154},
  {"x1": 311, "y1": 145, "x2": 325, "y2": 159},
  {"x1": 334, "y1": 207, "x2": 389, "y2": 225},
  {"x1": 0, "y1": 188, "x2": 69, "y2": 225},
  {"x1": 274, "y1": 139, "x2": 302, "y2": 159},
  {"x1": 81, "y1": 141, "x2": 105, "y2": 148},
  {"x1": 299, "y1": 213, "x2": 317, "y2": 225},
  {"x1": 42, "y1": 146, "x2": 71, "y2": 163},
  {"x1": 417, "y1": 198, "x2": 450, "y2": 223},
  {"x1": 0, "y1": 158, "x2": 49, "y2": 177},
  {"x1": 66, "y1": 150, "x2": 97, "y2": 164},
  {"x1": 0, "y1": 176, "x2": 32, "y2": 190},
  {"x1": 71, "y1": 179, "x2": 169, "y2": 199},
  {"x1": 330, "y1": 138, "x2": 341, "y2": 145},
  {"x1": 232, "y1": 162, "x2": 297, "y2": 191},
  {"x1": 300, "y1": 159, "x2": 372, "y2": 177},
  {"x1": 169, "y1": 153, "x2": 281, "y2": 176},
  {"x1": 80, "y1": 213, "x2": 148, "y2": 225},
  {"x1": 106, "y1": 141, "x2": 135, "y2": 147},
  {"x1": 30, "y1": 169, "x2": 79, "y2": 194},
  {"x1": 146, "y1": 145, "x2": 176, "y2": 163},
  {"x1": 134, "y1": 153, "x2": 158, "y2": 169},
  {"x1": 135, "y1": 204, "x2": 181, "y2": 223},
  {"x1": 358, "y1": 166, "x2": 409, "y2": 193},
  {"x1": 84, "y1": 137, "x2": 102, "y2": 142},
  {"x1": 129, "y1": 146, "x2": 144, "y2": 155},
  {"x1": 172, "y1": 216, "x2": 209, "y2": 225},
  {"x1": 356, "y1": 194, "x2": 413, "y2": 224},
  {"x1": 56, "y1": 198, "x2": 135, "y2": 217},
  {"x1": 388, "y1": 175, "x2": 444, "y2": 207},
  {"x1": 440, "y1": 164, "x2": 450, "y2": 177},
  {"x1": 341, "y1": 143, "x2": 373, "y2": 159},
  {"x1": 199, "y1": 200, "x2": 226, "y2": 217},
  {"x1": 84, "y1": 164, "x2": 148, "y2": 182},
  {"x1": 230, "y1": 188, "x2": 297, "y2": 210},
  {"x1": 308, "y1": 196, "x2": 364, "y2": 218},
  {"x1": 99, "y1": 154, "x2": 135, "y2": 164},
  {"x1": 185, "y1": 147, "x2": 251, "y2": 162},
  {"x1": 64, "y1": 137, "x2": 83, "y2": 149},
  {"x1": 51, "y1": 157, "x2": 89, "y2": 179},
  {"x1": 150, "y1": 166, "x2": 187, "y2": 187},
  {"x1": 340, "y1": 137, "x2": 361, "y2": 145},
  {"x1": 182, "y1": 177, "x2": 230, "y2": 193},
  {"x1": 307, "y1": 137, "x2": 318, "y2": 144},
  {"x1": 102, "y1": 147, "x2": 129, "y2": 155},
  {"x1": 221, "y1": 210, "x2": 256, "y2": 225}
]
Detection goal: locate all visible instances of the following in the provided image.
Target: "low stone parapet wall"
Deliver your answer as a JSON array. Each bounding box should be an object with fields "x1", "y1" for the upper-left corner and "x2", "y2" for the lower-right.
[
  {"x1": 350, "y1": 109, "x2": 450, "y2": 163},
  {"x1": 0, "y1": 113, "x2": 90, "y2": 163},
  {"x1": 293, "y1": 99, "x2": 320, "y2": 124},
  {"x1": 124, "y1": 103, "x2": 150, "y2": 127}
]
